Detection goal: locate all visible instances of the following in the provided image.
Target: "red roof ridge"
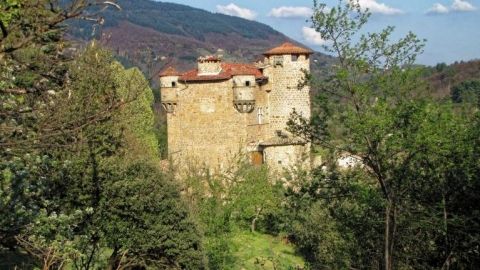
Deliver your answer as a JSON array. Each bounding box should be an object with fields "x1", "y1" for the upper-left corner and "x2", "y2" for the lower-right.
[
  {"x1": 263, "y1": 42, "x2": 313, "y2": 56},
  {"x1": 179, "y1": 61, "x2": 263, "y2": 82},
  {"x1": 159, "y1": 66, "x2": 181, "y2": 77}
]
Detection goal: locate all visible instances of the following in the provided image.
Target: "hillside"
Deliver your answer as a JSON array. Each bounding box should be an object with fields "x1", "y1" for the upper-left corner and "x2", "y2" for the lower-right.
[
  {"x1": 67, "y1": 0, "x2": 334, "y2": 78},
  {"x1": 425, "y1": 60, "x2": 480, "y2": 99}
]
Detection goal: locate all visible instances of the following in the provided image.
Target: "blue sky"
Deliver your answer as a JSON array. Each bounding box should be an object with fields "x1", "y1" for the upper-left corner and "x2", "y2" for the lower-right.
[{"x1": 161, "y1": 0, "x2": 480, "y2": 65}]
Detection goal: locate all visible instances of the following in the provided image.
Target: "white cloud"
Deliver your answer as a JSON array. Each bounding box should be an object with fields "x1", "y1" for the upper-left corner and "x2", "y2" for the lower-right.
[
  {"x1": 356, "y1": 0, "x2": 403, "y2": 15},
  {"x1": 268, "y1": 6, "x2": 313, "y2": 18},
  {"x1": 451, "y1": 0, "x2": 477, "y2": 11},
  {"x1": 216, "y1": 3, "x2": 257, "y2": 20},
  {"x1": 302, "y1": 27, "x2": 327, "y2": 46},
  {"x1": 427, "y1": 3, "x2": 450, "y2": 14}
]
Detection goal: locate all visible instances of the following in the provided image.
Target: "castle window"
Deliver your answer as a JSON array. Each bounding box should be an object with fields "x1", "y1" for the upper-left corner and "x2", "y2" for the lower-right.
[
  {"x1": 245, "y1": 81, "x2": 251, "y2": 87},
  {"x1": 257, "y1": 107, "x2": 264, "y2": 124},
  {"x1": 292, "y1": 54, "x2": 299, "y2": 61},
  {"x1": 273, "y1": 56, "x2": 283, "y2": 66},
  {"x1": 171, "y1": 81, "x2": 177, "y2": 87}
]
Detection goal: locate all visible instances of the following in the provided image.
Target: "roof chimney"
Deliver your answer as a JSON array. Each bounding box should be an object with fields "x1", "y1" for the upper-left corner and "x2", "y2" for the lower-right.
[{"x1": 197, "y1": 56, "x2": 222, "y2": 76}]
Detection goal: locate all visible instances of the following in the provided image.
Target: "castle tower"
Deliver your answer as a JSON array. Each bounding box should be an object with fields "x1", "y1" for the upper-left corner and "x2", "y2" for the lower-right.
[
  {"x1": 262, "y1": 42, "x2": 312, "y2": 135},
  {"x1": 159, "y1": 67, "x2": 180, "y2": 114},
  {"x1": 255, "y1": 42, "x2": 313, "y2": 169}
]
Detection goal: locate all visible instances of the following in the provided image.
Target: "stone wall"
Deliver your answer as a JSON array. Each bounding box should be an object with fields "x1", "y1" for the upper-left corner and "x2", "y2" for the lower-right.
[
  {"x1": 260, "y1": 54, "x2": 311, "y2": 170},
  {"x1": 263, "y1": 144, "x2": 309, "y2": 171},
  {"x1": 160, "y1": 85, "x2": 177, "y2": 102},
  {"x1": 198, "y1": 61, "x2": 221, "y2": 75},
  {"x1": 232, "y1": 75, "x2": 256, "y2": 88},
  {"x1": 167, "y1": 79, "x2": 255, "y2": 172},
  {"x1": 159, "y1": 75, "x2": 179, "y2": 89},
  {"x1": 262, "y1": 54, "x2": 311, "y2": 137}
]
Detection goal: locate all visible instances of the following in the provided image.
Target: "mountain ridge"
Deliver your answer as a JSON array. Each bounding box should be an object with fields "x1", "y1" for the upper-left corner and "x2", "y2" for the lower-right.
[{"x1": 67, "y1": 0, "x2": 334, "y2": 77}]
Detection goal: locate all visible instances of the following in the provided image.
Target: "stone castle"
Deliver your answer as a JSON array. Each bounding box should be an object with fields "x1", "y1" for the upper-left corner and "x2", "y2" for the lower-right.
[{"x1": 159, "y1": 42, "x2": 312, "y2": 172}]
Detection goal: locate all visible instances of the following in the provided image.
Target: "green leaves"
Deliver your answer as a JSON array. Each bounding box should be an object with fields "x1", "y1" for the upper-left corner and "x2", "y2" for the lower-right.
[
  {"x1": 101, "y1": 163, "x2": 206, "y2": 269},
  {"x1": 451, "y1": 79, "x2": 480, "y2": 105},
  {"x1": 0, "y1": 0, "x2": 21, "y2": 29},
  {"x1": 286, "y1": 1, "x2": 480, "y2": 269},
  {"x1": 1, "y1": 18, "x2": 206, "y2": 268}
]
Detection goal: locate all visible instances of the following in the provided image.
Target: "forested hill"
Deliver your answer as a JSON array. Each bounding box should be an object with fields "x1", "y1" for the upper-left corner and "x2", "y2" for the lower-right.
[
  {"x1": 67, "y1": 0, "x2": 334, "y2": 75},
  {"x1": 425, "y1": 60, "x2": 480, "y2": 99}
]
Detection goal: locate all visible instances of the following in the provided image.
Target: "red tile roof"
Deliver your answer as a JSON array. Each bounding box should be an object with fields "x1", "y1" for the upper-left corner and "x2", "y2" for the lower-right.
[
  {"x1": 223, "y1": 63, "x2": 263, "y2": 77},
  {"x1": 179, "y1": 62, "x2": 263, "y2": 82},
  {"x1": 263, "y1": 42, "x2": 313, "y2": 56},
  {"x1": 159, "y1": 66, "x2": 181, "y2": 77},
  {"x1": 180, "y1": 69, "x2": 230, "y2": 82}
]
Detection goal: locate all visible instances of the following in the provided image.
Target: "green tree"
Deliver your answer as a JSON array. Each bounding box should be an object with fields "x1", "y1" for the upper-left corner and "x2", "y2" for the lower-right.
[
  {"x1": 451, "y1": 79, "x2": 480, "y2": 105},
  {"x1": 288, "y1": 1, "x2": 479, "y2": 269},
  {"x1": 113, "y1": 63, "x2": 159, "y2": 161},
  {"x1": 1, "y1": 6, "x2": 207, "y2": 265},
  {"x1": 230, "y1": 165, "x2": 282, "y2": 233},
  {"x1": 1, "y1": 2, "x2": 122, "y2": 252},
  {"x1": 102, "y1": 162, "x2": 206, "y2": 270},
  {"x1": 0, "y1": 0, "x2": 20, "y2": 35},
  {"x1": 36, "y1": 46, "x2": 205, "y2": 269},
  {"x1": 284, "y1": 1, "x2": 480, "y2": 269},
  {"x1": 290, "y1": 2, "x2": 426, "y2": 266}
]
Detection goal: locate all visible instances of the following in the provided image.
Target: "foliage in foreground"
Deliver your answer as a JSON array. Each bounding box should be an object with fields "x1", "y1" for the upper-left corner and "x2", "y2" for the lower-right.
[
  {"x1": 3, "y1": 1, "x2": 480, "y2": 270},
  {"x1": 286, "y1": 1, "x2": 480, "y2": 269},
  {"x1": 1, "y1": 2, "x2": 206, "y2": 268}
]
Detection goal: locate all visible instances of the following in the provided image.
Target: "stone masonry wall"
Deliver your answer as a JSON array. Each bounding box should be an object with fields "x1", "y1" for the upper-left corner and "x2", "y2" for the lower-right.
[
  {"x1": 262, "y1": 54, "x2": 311, "y2": 137},
  {"x1": 159, "y1": 75, "x2": 179, "y2": 89},
  {"x1": 260, "y1": 54, "x2": 312, "y2": 170},
  {"x1": 198, "y1": 61, "x2": 221, "y2": 75},
  {"x1": 167, "y1": 79, "x2": 257, "y2": 171},
  {"x1": 263, "y1": 144, "x2": 309, "y2": 172}
]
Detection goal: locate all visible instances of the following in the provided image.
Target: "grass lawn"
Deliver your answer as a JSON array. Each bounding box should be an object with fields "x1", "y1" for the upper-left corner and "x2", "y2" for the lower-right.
[{"x1": 230, "y1": 231, "x2": 305, "y2": 270}]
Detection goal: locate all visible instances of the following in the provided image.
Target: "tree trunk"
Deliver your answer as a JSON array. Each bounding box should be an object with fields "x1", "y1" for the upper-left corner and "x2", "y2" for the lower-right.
[
  {"x1": 441, "y1": 192, "x2": 451, "y2": 270},
  {"x1": 251, "y1": 207, "x2": 263, "y2": 233},
  {"x1": 390, "y1": 204, "x2": 397, "y2": 270},
  {"x1": 384, "y1": 201, "x2": 395, "y2": 270},
  {"x1": 0, "y1": 20, "x2": 8, "y2": 39},
  {"x1": 385, "y1": 203, "x2": 390, "y2": 270},
  {"x1": 107, "y1": 246, "x2": 120, "y2": 270}
]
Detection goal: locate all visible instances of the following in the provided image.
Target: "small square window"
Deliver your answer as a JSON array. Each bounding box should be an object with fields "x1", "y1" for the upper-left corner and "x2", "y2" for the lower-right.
[
  {"x1": 171, "y1": 81, "x2": 177, "y2": 87},
  {"x1": 245, "y1": 81, "x2": 251, "y2": 87},
  {"x1": 273, "y1": 56, "x2": 283, "y2": 66},
  {"x1": 292, "y1": 54, "x2": 299, "y2": 61}
]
